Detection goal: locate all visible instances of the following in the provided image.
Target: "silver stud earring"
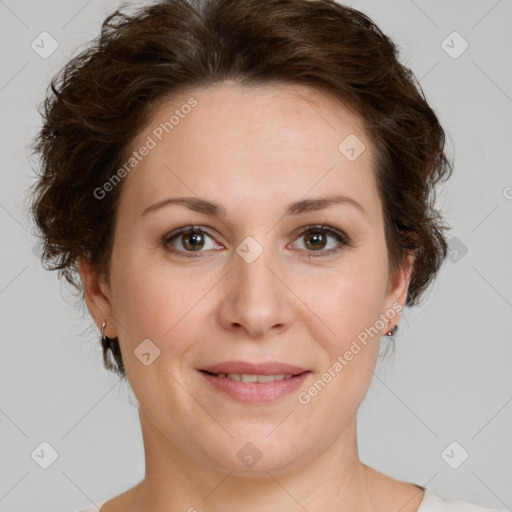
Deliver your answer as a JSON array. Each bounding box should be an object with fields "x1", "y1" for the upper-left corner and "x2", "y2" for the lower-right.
[
  {"x1": 386, "y1": 325, "x2": 398, "y2": 336},
  {"x1": 101, "y1": 320, "x2": 113, "y2": 348}
]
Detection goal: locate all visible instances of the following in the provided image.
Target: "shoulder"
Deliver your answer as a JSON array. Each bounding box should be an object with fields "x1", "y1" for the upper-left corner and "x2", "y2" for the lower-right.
[{"x1": 419, "y1": 488, "x2": 507, "y2": 512}]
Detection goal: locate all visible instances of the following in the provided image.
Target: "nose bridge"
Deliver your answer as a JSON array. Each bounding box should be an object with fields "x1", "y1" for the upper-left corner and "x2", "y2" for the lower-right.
[
  {"x1": 233, "y1": 235, "x2": 277, "y2": 299},
  {"x1": 220, "y1": 233, "x2": 292, "y2": 336}
]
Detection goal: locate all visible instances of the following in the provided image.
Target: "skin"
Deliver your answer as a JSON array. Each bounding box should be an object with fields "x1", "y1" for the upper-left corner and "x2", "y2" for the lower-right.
[{"x1": 80, "y1": 81, "x2": 423, "y2": 512}]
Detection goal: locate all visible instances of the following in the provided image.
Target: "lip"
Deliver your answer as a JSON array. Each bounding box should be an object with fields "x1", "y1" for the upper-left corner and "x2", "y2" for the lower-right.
[
  {"x1": 199, "y1": 361, "x2": 309, "y2": 376},
  {"x1": 199, "y1": 370, "x2": 311, "y2": 403}
]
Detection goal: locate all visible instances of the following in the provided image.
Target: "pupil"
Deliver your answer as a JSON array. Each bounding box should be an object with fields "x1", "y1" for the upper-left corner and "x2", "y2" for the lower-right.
[
  {"x1": 183, "y1": 232, "x2": 203, "y2": 251},
  {"x1": 306, "y1": 232, "x2": 326, "y2": 250}
]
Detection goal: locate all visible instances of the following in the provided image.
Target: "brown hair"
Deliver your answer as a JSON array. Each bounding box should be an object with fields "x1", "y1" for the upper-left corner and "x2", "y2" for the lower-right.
[{"x1": 28, "y1": 0, "x2": 453, "y2": 378}]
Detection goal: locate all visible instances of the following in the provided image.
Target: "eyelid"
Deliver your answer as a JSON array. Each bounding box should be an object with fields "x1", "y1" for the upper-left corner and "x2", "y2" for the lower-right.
[
  {"x1": 292, "y1": 224, "x2": 350, "y2": 245},
  {"x1": 289, "y1": 224, "x2": 351, "y2": 258},
  {"x1": 162, "y1": 224, "x2": 351, "y2": 257},
  {"x1": 162, "y1": 225, "x2": 221, "y2": 254}
]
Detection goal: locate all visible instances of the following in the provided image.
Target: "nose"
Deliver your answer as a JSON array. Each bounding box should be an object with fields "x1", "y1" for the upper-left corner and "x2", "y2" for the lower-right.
[{"x1": 218, "y1": 242, "x2": 294, "y2": 339}]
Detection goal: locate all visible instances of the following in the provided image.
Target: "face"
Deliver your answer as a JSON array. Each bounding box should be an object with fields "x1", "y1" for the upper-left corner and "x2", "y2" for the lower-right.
[{"x1": 81, "y1": 81, "x2": 411, "y2": 475}]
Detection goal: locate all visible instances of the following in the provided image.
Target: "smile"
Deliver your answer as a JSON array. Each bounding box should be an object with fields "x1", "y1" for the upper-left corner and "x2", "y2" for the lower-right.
[
  {"x1": 199, "y1": 370, "x2": 311, "y2": 403},
  {"x1": 207, "y1": 372, "x2": 294, "y2": 382}
]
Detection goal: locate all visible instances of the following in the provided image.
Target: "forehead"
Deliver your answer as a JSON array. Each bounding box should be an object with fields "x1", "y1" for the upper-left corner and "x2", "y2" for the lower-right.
[{"x1": 119, "y1": 81, "x2": 378, "y2": 219}]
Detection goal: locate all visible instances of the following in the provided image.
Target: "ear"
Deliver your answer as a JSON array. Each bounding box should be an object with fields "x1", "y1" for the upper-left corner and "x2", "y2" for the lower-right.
[
  {"x1": 383, "y1": 251, "x2": 415, "y2": 327},
  {"x1": 79, "y1": 258, "x2": 117, "y2": 338}
]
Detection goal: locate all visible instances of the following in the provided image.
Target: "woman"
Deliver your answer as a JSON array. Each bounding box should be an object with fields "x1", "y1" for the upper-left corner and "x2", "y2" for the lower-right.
[{"x1": 29, "y1": 0, "x2": 505, "y2": 511}]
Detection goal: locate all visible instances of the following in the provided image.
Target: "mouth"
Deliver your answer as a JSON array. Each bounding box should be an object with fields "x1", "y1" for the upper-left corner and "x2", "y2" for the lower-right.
[
  {"x1": 197, "y1": 362, "x2": 311, "y2": 403},
  {"x1": 199, "y1": 370, "x2": 307, "y2": 383},
  {"x1": 199, "y1": 360, "x2": 309, "y2": 376}
]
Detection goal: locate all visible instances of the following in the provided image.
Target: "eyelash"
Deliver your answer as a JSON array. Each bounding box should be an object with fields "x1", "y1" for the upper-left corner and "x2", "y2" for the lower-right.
[{"x1": 162, "y1": 224, "x2": 351, "y2": 259}]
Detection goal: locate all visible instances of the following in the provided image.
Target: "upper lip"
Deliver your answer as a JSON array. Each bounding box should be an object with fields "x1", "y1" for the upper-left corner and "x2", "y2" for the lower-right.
[{"x1": 199, "y1": 361, "x2": 309, "y2": 376}]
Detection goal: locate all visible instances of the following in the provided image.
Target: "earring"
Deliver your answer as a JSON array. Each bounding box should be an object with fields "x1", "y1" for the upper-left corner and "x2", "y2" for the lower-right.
[
  {"x1": 101, "y1": 320, "x2": 113, "y2": 348},
  {"x1": 386, "y1": 325, "x2": 398, "y2": 336}
]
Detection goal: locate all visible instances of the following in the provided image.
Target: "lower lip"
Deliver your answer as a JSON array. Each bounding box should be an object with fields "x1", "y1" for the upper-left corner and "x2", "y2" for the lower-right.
[{"x1": 199, "y1": 371, "x2": 311, "y2": 403}]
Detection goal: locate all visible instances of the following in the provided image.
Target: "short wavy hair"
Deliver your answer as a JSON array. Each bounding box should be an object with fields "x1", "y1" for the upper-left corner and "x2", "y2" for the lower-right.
[{"x1": 28, "y1": 0, "x2": 453, "y2": 378}]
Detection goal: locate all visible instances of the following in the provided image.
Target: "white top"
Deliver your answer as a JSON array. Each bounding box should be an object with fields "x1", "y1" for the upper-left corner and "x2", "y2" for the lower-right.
[{"x1": 72, "y1": 488, "x2": 508, "y2": 511}]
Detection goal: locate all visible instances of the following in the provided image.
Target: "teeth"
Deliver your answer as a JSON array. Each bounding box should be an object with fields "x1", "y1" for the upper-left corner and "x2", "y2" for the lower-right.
[{"x1": 215, "y1": 373, "x2": 293, "y2": 382}]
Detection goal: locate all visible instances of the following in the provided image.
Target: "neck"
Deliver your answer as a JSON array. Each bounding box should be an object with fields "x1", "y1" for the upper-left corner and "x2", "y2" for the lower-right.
[{"x1": 131, "y1": 408, "x2": 374, "y2": 512}]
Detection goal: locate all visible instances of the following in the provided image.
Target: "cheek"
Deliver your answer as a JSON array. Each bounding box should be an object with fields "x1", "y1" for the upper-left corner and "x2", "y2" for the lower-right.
[
  {"x1": 296, "y1": 262, "x2": 388, "y2": 415},
  {"x1": 109, "y1": 248, "x2": 214, "y2": 364},
  {"x1": 302, "y1": 249, "x2": 390, "y2": 345}
]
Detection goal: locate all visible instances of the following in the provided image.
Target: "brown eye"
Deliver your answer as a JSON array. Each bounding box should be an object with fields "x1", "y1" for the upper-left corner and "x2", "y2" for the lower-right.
[
  {"x1": 292, "y1": 225, "x2": 350, "y2": 258},
  {"x1": 180, "y1": 231, "x2": 206, "y2": 251},
  {"x1": 163, "y1": 227, "x2": 219, "y2": 257},
  {"x1": 304, "y1": 231, "x2": 328, "y2": 251}
]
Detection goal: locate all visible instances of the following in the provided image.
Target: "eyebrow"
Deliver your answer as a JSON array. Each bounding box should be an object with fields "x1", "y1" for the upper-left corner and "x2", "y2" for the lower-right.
[{"x1": 141, "y1": 194, "x2": 366, "y2": 218}]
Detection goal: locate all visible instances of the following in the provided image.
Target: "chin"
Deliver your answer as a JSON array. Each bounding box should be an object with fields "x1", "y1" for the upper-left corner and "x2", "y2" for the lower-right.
[{"x1": 206, "y1": 430, "x2": 307, "y2": 476}]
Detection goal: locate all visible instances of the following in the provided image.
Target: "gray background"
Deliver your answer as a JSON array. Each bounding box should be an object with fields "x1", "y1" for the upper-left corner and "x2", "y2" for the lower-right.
[{"x1": 1, "y1": 0, "x2": 511, "y2": 511}]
